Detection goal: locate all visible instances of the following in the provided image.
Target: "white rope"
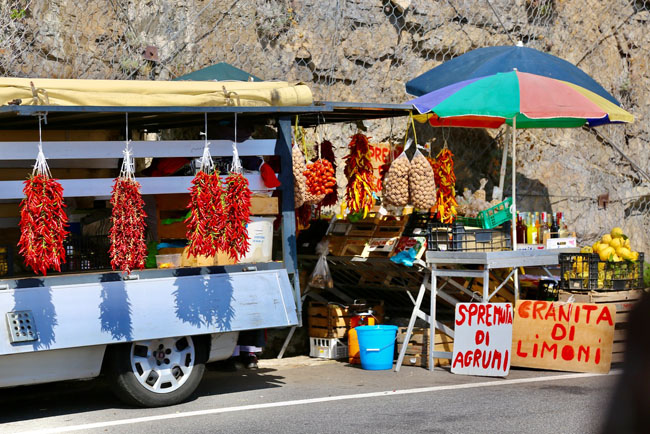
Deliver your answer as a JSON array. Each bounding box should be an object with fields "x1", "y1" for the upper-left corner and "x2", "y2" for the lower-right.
[
  {"x1": 32, "y1": 114, "x2": 51, "y2": 178},
  {"x1": 119, "y1": 113, "x2": 135, "y2": 180},
  {"x1": 230, "y1": 112, "x2": 243, "y2": 174},
  {"x1": 199, "y1": 112, "x2": 215, "y2": 173}
]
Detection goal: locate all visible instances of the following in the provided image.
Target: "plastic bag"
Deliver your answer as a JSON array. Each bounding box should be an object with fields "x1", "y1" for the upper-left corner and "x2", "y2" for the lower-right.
[
  {"x1": 308, "y1": 240, "x2": 333, "y2": 289},
  {"x1": 409, "y1": 149, "x2": 436, "y2": 210},
  {"x1": 382, "y1": 146, "x2": 411, "y2": 207}
]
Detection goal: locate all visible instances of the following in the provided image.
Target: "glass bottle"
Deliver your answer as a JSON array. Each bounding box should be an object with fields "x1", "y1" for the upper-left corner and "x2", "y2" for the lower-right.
[
  {"x1": 550, "y1": 212, "x2": 560, "y2": 239},
  {"x1": 539, "y1": 212, "x2": 549, "y2": 244},
  {"x1": 558, "y1": 212, "x2": 570, "y2": 238},
  {"x1": 516, "y1": 213, "x2": 526, "y2": 244}
]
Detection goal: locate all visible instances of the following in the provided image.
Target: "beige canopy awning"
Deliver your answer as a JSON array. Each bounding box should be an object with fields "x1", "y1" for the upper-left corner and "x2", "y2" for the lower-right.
[{"x1": 0, "y1": 77, "x2": 313, "y2": 107}]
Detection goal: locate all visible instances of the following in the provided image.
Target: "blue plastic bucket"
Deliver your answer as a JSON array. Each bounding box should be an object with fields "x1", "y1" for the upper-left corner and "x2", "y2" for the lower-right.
[{"x1": 355, "y1": 325, "x2": 398, "y2": 370}]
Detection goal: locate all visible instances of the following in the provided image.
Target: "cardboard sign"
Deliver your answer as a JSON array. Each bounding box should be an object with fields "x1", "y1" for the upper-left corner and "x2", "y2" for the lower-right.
[
  {"x1": 511, "y1": 300, "x2": 615, "y2": 374},
  {"x1": 368, "y1": 143, "x2": 401, "y2": 192},
  {"x1": 451, "y1": 303, "x2": 513, "y2": 377}
]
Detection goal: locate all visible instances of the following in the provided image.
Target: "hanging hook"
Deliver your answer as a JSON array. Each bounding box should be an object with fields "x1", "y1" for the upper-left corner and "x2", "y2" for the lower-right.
[{"x1": 231, "y1": 112, "x2": 242, "y2": 173}]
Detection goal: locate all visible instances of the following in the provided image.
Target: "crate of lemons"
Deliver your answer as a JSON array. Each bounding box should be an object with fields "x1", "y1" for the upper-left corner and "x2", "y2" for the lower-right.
[{"x1": 566, "y1": 227, "x2": 643, "y2": 290}]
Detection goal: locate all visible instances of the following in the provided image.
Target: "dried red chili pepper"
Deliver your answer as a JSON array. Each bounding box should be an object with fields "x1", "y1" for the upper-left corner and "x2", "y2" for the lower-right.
[
  {"x1": 18, "y1": 174, "x2": 68, "y2": 275},
  {"x1": 314, "y1": 140, "x2": 338, "y2": 208},
  {"x1": 185, "y1": 171, "x2": 227, "y2": 258},
  {"x1": 431, "y1": 148, "x2": 458, "y2": 223},
  {"x1": 109, "y1": 178, "x2": 148, "y2": 273},
  {"x1": 223, "y1": 172, "x2": 252, "y2": 262}
]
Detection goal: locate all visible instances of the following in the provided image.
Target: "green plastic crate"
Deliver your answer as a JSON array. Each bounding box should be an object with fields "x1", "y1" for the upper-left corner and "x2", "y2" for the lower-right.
[{"x1": 479, "y1": 197, "x2": 513, "y2": 229}]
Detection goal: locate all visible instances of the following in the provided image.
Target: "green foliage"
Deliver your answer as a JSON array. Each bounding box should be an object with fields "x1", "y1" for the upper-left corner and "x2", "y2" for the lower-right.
[{"x1": 10, "y1": 8, "x2": 26, "y2": 20}]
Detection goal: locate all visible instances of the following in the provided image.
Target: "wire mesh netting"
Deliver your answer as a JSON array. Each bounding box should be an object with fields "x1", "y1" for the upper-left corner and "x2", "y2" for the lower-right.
[{"x1": 0, "y1": 0, "x2": 649, "y2": 250}]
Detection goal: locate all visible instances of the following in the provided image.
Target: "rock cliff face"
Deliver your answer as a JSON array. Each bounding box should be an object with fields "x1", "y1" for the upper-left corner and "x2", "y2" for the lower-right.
[{"x1": 1, "y1": 0, "x2": 648, "y2": 248}]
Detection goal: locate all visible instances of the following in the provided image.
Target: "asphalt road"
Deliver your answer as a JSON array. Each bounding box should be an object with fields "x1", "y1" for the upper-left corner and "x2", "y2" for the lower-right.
[{"x1": 1, "y1": 357, "x2": 619, "y2": 434}]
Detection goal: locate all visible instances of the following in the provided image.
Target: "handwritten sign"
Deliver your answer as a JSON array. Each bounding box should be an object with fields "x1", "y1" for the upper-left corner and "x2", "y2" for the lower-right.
[
  {"x1": 451, "y1": 303, "x2": 513, "y2": 377},
  {"x1": 511, "y1": 301, "x2": 615, "y2": 374},
  {"x1": 368, "y1": 143, "x2": 401, "y2": 192}
]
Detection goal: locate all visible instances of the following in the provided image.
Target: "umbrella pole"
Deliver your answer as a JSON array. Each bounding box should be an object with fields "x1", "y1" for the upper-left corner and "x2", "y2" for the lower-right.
[{"x1": 511, "y1": 118, "x2": 519, "y2": 301}]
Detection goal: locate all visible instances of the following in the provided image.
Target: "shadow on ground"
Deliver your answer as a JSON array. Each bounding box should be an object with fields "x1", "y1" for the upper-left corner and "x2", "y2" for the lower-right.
[{"x1": 0, "y1": 364, "x2": 285, "y2": 424}]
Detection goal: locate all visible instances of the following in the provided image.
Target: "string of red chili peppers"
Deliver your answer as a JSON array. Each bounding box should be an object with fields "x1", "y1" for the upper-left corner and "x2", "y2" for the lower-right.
[
  {"x1": 109, "y1": 177, "x2": 148, "y2": 273},
  {"x1": 185, "y1": 170, "x2": 227, "y2": 257},
  {"x1": 223, "y1": 172, "x2": 252, "y2": 262},
  {"x1": 18, "y1": 174, "x2": 68, "y2": 275}
]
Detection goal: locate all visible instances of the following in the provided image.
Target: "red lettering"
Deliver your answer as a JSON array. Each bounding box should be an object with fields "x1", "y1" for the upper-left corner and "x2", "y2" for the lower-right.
[
  {"x1": 478, "y1": 304, "x2": 486, "y2": 325},
  {"x1": 558, "y1": 304, "x2": 571, "y2": 322},
  {"x1": 578, "y1": 345, "x2": 590, "y2": 362},
  {"x1": 504, "y1": 350, "x2": 509, "y2": 371},
  {"x1": 456, "y1": 304, "x2": 467, "y2": 326},
  {"x1": 481, "y1": 350, "x2": 492, "y2": 369},
  {"x1": 507, "y1": 306, "x2": 513, "y2": 324},
  {"x1": 544, "y1": 304, "x2": 557, "y2": 321},
  {"x1": 574, "y1": 305, "x2": 580, "y2": 323},
  {"x1": 532, "y1": 301, "x2": 546, "y2": 320},
  {"x1": 551, "y1": 323, "x2": 567, "y2": 340},
  {"x1": 518, "y1": 301, "x2": 532, "y2": 319},
  {"x1": 583, "y1": 305, "x2": 597, "y2": 323},
  {"x1": 486, "y1": 331, "x2": 490, "y2": 346},
  {"x1": 475, "y1": 330, "x2": 485, "y2": 345},
  {"x1": 491, "y1": 350, "x2": 502, "y2": 370},
  {"x1": 485, "y1": 304, "x2": 492, "y2": 326},
  {"x1": 452, "y1": 351, "x2": 464, "y2": 368},
  {"x1": 516, "y1": 340, "x2": 527, "y2": 357},
  {"x1": 569, "y1": 325, "x2": 575, "y2": 341},
  {"x1": 464, "y1": 350, "x2": 473, "y2": 367},
  {"x1": 542, "y1": 342, "x2": 558, "y2": 359},
  {"x1": 533, "y1": 342, "x2": 538, "y2": 358},
  {"x1": 468, "y1": 304, "x2": 478, "y2": 326},
  {"x1": 561, "y1": 345, "x2": 574, "y2": 361},
  {"x1": 381, "y1": 147, "x2": 389, "y2": 163},
  {"x1": 595, "y1": 348, "x2": 601, "y2": 365},
  {"x1": 473, "y1": 349, "x2": 481, "y2": 367},
  {"x1": 596, "y1": 306, "x2": 614, "y2": 326}
]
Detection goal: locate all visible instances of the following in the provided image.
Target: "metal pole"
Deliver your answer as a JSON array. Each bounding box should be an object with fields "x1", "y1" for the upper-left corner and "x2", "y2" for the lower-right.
[
  {"x1": 511, "y1": 118, "x2": 519, "y2": 302},
  {"x1": 429, "y1": 266, "x2": 437, "y2": 372},
  {"x1": 275, "y1": 116, "x2": 301, "y2": 323},
  {"x1": 497, "y1": 138, "x2": 508, "y2": 202}
]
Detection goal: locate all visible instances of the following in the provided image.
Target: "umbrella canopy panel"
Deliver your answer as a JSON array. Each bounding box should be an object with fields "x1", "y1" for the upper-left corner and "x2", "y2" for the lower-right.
[
  {"x1": 174, "y1": 62, "x2": 263, "y2": 82},
  {"x1": 406, "y1": 45, "x2": 621, "y2": 106},
  {"x1": 410, "y1": 71, "x2": 633, "y2": 129}
]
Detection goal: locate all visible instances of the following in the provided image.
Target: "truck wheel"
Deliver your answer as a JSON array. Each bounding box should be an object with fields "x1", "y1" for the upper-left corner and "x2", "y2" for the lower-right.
[{"x1": 107, "y1": 335, "x2": 208, "y2": 407}]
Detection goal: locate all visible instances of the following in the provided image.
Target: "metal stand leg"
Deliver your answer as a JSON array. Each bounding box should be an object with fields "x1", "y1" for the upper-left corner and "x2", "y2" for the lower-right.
[
  {"x1": 395, "y1": 270, "x2": 430, "y2": 372},
  {"x1": 514, "y1": 267, "x2": 519, "y2": 302},
  {"x1": 277, "y1": 326, "x2": 296, "y2": 359},
  {"x1": 428, "y1": 265, "x2": 437, "y2": 372},
  {"x1": 483, "y1": 268, "x2": 490, "y2": 302}
]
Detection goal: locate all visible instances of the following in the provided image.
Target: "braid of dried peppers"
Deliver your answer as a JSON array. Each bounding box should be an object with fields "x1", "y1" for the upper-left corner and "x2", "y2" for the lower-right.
[
  {"x1": 223, "y1": 172, "x2": 252, "y2": 262},
  {"x1": 185, "y1": 170, "x2": 227, "y2": 257},
  {"x1": 432, "y1": 148, "x2": 458, "y2": 223},
  {"x1": 109, "y1": 178, "x2": 148, "y2": 273},
  {"x1": 344, "y1": 133, "x2": 376, "y2": 217},
  {"x1": 18, "y1": 174, "x2": 68, "y2": 275}
]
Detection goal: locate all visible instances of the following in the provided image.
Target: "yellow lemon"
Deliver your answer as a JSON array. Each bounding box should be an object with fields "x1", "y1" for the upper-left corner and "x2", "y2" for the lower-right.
[
  {"x1": 611, "y1": 227, "x2": 624, "y2": 238},
  {"x1": 609, "y1": 238, "x2": 623, "y2": 249},
  {"x1": 616, "y1": 247, "x2": 632, "y2": 261},
  {"x1": 630, "y1": 251, "x2": 639, "y2": 261},
  {"x1": 598, "y1": 262, "x2": 605, "y2": 272},
  {"x1": 599, "y1": 246, "x2": 615, "y2": 262},
  {"x1": 601, "y1": 234, "x2": 612, "y2": 244},
  {"x1": 611, "y1": 254, "x2": 622, "y2": 263},
  {"x1": 580, "y1": 246, "x2": 593, "y2": 254},
  {"x1": 592, "y1": 241, "x2": 601, "y2": 252},
  {"x1": 624, "y1": 238, "x2": 630, "y2": 248}
]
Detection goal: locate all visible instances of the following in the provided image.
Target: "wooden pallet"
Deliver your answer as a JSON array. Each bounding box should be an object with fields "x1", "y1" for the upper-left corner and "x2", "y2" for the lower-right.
[
  {"x1": 396, "y1": 326, "x2": 454, "y2": 368},
  {"x1": 307, "y1": 302, "x2": 351, "y2": 338},
  {"x1": 327, "y1": 235, "x2": 368, "y2": 257},
  {"x1": 558, "y1": 289, "x2": 643, "y2": 363},
  {"x1": 373, "y1": 216, "x2": 409, "y2": 238}
]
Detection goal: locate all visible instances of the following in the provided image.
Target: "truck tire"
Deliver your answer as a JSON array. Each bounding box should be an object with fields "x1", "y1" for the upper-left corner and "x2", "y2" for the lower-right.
[{"x1": 106, "y1": 335, "x2": 208, "y2": 407}]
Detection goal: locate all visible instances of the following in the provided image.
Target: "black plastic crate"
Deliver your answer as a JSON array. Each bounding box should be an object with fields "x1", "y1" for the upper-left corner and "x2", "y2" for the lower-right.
[
  {"x1": 559, "y1": 252, "x2": 644, "y2": 291},
  {"x1": 64, "y1": 234, "x2": 112, "y2": 272},
  {"x1": 402, "y1": 212, "x2": 435, "y2": 237},
  {"x1": 426, "y1": 221, "x2": 511, "y2": 252}
]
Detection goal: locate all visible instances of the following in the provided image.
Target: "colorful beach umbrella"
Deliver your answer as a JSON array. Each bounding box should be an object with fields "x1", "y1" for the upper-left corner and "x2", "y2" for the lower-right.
[
  {"x1": 409, "y1": 70, "x2": 634, "y2": 129},
  {"x1": 406, "y1": 44, "x2": 620, "y2": 106},
  {"x1": 407, "y1": 69, "x2": 634, "y2": 259}
]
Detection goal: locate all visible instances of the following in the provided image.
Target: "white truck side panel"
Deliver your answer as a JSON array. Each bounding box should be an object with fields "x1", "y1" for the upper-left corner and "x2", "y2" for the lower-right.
[{"x1": 0, "y1": 269, "x2": 298, "y2": 356}]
